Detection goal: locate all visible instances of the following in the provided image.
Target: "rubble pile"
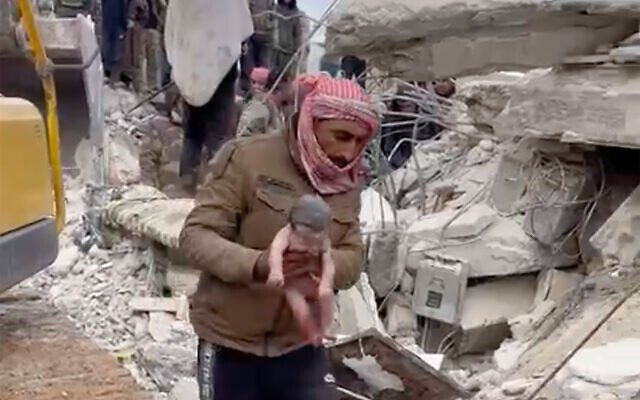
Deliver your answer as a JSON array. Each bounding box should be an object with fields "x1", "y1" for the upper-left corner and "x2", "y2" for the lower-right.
[{"x1": 30, "y1": 18, "x2": 640, "y2": 396}]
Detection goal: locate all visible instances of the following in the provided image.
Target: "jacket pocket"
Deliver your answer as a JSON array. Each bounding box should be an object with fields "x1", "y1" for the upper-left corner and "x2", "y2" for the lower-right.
[
  {"x1": 325, "y1": 194, "x2": 359, "y2": 244},
  {"x1": 240, "y1": 185, "x2": 298, "y2": 250}
]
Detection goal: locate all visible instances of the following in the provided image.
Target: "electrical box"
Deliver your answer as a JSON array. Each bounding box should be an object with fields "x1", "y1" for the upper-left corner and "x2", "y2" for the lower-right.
[{"x1": 412, "y1": 254, "x2": 468, "y2": 325}]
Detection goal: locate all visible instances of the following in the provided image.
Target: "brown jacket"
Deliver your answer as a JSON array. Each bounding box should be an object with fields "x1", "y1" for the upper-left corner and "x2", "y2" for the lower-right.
[{"x1": 179, "y1": 133, "x2": 364, "y2": 357}]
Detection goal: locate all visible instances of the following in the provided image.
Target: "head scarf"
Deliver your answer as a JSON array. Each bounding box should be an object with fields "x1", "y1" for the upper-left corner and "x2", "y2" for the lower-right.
[{"x1": 290, "y1": 74, "x2": 380, "y2": 195}]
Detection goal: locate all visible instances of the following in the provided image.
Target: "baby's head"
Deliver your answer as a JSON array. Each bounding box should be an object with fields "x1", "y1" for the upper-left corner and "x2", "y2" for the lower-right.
[{"x1": 289, "y1": 195, "x2": 331, "y2": 234}]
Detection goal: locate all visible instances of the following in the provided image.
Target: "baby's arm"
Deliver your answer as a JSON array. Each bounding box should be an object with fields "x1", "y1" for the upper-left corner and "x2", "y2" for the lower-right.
[{"x1": 266, "y1": 224, "x2": 292, "y2": 287}]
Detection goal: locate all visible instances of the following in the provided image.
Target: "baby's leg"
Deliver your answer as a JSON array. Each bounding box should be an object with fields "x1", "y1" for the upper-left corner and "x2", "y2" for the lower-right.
[
  {"x1": 317, "y1": 249, "x2": 336, "y2": 334},
  {"x1": 285, "y1": 289, "x2": 322, "y2": 345}
]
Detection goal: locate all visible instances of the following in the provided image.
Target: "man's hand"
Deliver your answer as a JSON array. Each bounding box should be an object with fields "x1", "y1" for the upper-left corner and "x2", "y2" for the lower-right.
[{"x1": 254, "y1": 249, "x2": 322, "y2": 282}]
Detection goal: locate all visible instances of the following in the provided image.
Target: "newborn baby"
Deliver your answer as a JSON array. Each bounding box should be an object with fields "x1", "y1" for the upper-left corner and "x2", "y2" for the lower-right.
[{"x1": 267, "y1": 195, "x2": 335, "y2": 345}]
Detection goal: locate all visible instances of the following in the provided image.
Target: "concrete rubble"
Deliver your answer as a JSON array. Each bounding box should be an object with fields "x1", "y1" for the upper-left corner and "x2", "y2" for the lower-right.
[
  {"x1": 19, "y1": 9, "x2": 640, "y2": 398},
  {"x1": 326, "y1": 0, "x2": 639, "y2": 81}
]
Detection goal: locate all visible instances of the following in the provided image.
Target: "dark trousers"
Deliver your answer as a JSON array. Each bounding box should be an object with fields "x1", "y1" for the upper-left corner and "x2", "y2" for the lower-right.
[
  {"x1": 179, "y1": 64, "x2": 239, "y2": 186},
  {"x1": 101, "y1": 20, "x2": 125, "y2": 73},
  {"x1": 197, "y1": 340, "x2": 338, "y2": 400},
  {"x1": 240, "y1": 35, "x2": 273, "y2": 94}
]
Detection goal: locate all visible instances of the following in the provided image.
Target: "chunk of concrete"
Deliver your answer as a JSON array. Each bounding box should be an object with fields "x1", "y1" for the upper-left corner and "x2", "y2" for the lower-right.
[
  {"x1": 408, "y1": 216, "x2": 575, "y2": 278},
  {"x1": 502, "y1": 379, "x2": 531, "y2": 396},
  {"x1": 327, "y1": 0, "x2": 637, "y2": 81},
  {"x1": 385, "y1": 293, "x2": 418, "y2": 338},
  {"x1": 50, "y1": 246, "x2": 80, "y2": 277},
  {"x1": 591, "y1": 183, "x2": 640, "y2": 268},
  {"x1": 407, "y1": 203, "x2": 497, "y2": 240},
  {"x1": 148, "y1": 312, "x2": 176, "y2": 343},
  {"x1": 458, "y1": 275, "x2": 537, "y2": 354},
  {"x1": 494, "y1": 67, "x2": 640, "y2": 148},
  {"x1": 169, "y1": 378, "x2": 199, "y2": 400},
  {"x1": 564, "y1": 339, "x2": 640, "y2": 386}
]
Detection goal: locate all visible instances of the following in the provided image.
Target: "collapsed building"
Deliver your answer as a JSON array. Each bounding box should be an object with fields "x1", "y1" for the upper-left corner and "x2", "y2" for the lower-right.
[{"x1": 23, "y1": 0, "x2": 640, "y2": 399}]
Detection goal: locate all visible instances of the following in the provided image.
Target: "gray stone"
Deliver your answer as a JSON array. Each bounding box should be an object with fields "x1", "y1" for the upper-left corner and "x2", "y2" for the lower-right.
[
  {"x1": 478, "y1": 140, "x2": 495, "y2": 153},
  {"x1": 567, "y1": 339, "x2": 640, "y2": 386},
  {"x1": 327, "y1": 0, "x2": 637, "y2": 81},
  {"x1": 169, "y1": 378, "x2": 199, "y2": 400},
  {"x1": 501, "y1": 379, "x2": 531, "y2": 396},
  {"x1": 610, "y1": 45, "x2": 640, "y2": 63},
  {"x1": 384, "y1": 293, "x2": 418, "y2": 338},
  {"x1": 50, "y1": 246, "x2": 80, "y2": 277},
  {"x1": 140, "y1": 343, "x2": 197, "y2": 392}
]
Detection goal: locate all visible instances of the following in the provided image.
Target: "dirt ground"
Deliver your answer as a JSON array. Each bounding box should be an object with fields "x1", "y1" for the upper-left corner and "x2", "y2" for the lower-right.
[{"x1": 0, "y1": 287, "x2": 150, "y2": 400}]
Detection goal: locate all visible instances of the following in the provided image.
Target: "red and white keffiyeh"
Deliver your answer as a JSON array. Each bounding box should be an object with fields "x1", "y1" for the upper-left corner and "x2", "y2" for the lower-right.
[{"x1": 290, "y1": 74, "x2": 380, "y2": 195}]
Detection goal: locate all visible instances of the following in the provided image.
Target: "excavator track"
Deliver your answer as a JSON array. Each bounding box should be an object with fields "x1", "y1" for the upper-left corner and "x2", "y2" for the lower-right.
[{"x1": 0, "y1": 288, "x2": 150, "y2": 400}]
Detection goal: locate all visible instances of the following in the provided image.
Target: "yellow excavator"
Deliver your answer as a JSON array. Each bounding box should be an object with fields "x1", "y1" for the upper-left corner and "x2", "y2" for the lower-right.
[{"x1": 0, "y1": 0, "x2": 103, "y2": 292}]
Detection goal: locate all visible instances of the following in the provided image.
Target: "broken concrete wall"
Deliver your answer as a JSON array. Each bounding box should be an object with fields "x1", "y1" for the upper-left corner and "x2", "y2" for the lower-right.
[
  {"x1": 494, "y1": 67, "x2": 640, "y2": 148},
  {"x1": 326, "y1": 0, "x2": 638, "y2": 81}
]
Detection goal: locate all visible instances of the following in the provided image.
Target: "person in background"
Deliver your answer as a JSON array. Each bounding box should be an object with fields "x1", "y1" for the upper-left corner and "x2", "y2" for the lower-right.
[
  {"x1": 101, "y1": 0, "x2": 127, "y2": 84},
  {"x1": 341, "y1": 55, "x2": 366, "y2": 88},
  {"x1": 237, "y1": 67, "x2": 291, "y2": 137},
  {"x1": 273, "y1": 0, "x2": 303, "y2": 76},
  {"x1": 380, "y1": 79, "x2": 456, "y2": 169},
  {"x1": 127, "y1": 0, "x2": 161, "y2": 93},
  {"x1": 179, "y1": 74, "x2": 381, "y2": 400},
  {"x1": 241, "y1": 0, "x2": 275, "y2": 96},
  {"x1": 164, "y1": 0, "x2": 253, "y2": 195}
]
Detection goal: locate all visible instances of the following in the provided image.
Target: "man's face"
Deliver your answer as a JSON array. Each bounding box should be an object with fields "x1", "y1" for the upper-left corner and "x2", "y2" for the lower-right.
[
  {"x1": 433, "y1": 78, "x2": 456, "y2": 98},
  {"x1": 314, "y1": 119, "x2": 370, "y2": 168}
]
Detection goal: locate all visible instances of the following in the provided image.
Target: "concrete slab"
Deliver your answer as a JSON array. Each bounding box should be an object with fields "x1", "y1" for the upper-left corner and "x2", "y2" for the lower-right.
[
  {"x1": 494, "y1": 67, "x2": 640, "y2": 149},
  {"x1": 327, "y1": 0, "x2": 637, "y2": 81}
]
